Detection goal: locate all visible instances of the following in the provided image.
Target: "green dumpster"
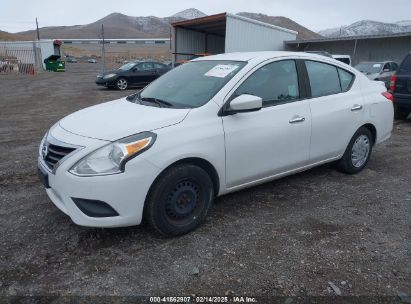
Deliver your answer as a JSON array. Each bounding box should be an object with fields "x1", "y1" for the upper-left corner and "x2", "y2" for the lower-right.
[{"x1": 44, "y1": 55, "x2": 65, "y2": 72}]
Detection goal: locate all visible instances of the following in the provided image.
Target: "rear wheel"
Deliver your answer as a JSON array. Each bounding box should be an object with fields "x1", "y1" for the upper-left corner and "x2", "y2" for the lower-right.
[
  {"x1": 337, "y1": 127, "x2": 373, "y2": 174},
  {"x1": 144, "y1": 164, "x2": 214, "y2": 237},
  {"x1": 116, "y1": 78, "x2": 128, "y2": 90}
]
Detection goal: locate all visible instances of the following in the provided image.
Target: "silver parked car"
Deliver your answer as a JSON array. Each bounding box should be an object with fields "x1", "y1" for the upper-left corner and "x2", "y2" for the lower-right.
[{"x1": 354, "y1": 61, "x2": 398, "y2": 88}]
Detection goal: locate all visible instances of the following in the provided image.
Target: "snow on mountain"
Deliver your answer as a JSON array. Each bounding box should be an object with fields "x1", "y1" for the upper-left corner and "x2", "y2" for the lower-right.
[
  {"x1": 396, "y1": 20, "x2": 411, "y2": 27},
  {"x1": 319, "y1": 20, "x2": 411, "y2": 37},
  {"x1": 171, "y1": 8, "x2": 207, "y2": 20}
]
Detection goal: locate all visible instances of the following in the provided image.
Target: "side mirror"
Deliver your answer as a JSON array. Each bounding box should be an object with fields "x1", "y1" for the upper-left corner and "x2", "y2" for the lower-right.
[{"x1": 225, "y1": 94, "x2": 262, "y2": 115}]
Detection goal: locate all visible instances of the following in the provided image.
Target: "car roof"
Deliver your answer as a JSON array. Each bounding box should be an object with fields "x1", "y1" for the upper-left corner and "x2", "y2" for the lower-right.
[
  {"x1": 192, "y1": 51, "x2": 338, "y2": 62},
  {"x1": 356, "y1": 61, "x2": 393, "y2": 65}
]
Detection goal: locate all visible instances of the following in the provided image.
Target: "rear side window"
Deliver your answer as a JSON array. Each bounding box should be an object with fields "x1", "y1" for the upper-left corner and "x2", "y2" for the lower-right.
[
  {"x1": 235, "y1": 60, "x2": 300, "y2": 106},
  {"x1": 306, "y1": 61, "x2": 341, "y2": 97},
  {"x1": 154, "y1": 63, "x2": 166, "y2": 69},
  {"x1": 392, "y1": 62, "x2": 399, "y2": 71},
  {"x1": 138, "y1": 62, "x2": 154, "y2": 71},
  {"x1": 338, "y1": 68, "x2": 354, "y2": 92},
  {"x1": 399, "y1": 54, "x2": 411, "y2": 72}
]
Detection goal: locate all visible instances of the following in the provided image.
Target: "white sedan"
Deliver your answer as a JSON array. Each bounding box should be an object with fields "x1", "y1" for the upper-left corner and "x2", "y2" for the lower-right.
[{"x1": 38, "y1": 52, "x2": 394, "y2": 236}]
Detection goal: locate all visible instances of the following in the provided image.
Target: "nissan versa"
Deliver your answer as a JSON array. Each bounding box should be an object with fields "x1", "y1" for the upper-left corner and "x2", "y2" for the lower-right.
[{"x1": 38, "y1": 52, "x2": 394, "y2": 236}]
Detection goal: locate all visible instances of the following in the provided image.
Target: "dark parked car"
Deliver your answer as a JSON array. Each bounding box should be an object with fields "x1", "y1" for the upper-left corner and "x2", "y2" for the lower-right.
[
  {"x1": 96, "y1": 61, "x2": 171, "y2": 90},
  {"x1": 66, "y1": 57, "x2": 77, "y2": 63},
  {"x1": 390, "y1": 52, "x2": 411, "y2": 120},
  {"x1": 355, "y1": 61, "x2": 398, "y2": 88}
]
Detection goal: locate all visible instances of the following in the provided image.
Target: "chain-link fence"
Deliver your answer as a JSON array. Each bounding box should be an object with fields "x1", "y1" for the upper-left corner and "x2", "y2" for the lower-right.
[{"x1": 0, "y1": 42, "x2": 42, "y2": 75}]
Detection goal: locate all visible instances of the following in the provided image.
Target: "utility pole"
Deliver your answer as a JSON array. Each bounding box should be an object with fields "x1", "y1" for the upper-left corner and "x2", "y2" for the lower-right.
[
  {"x1": 36, "y1": 18, "x2": 40, "y2": 40},
  {"x1": 101, "y1": 24, "x2": 106, "y2": 72}
]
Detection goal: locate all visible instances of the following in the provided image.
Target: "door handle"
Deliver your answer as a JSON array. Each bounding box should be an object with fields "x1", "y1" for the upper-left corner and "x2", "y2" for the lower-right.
[
  {"x1": 289, "y1": 116, "x2": 305, "y2": 124},
  {"x1": 351, "y1": 104, "x2": 363, "y2": 111}
]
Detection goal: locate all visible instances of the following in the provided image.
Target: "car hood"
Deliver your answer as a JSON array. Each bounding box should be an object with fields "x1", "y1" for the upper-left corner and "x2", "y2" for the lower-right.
[
  {"x1": 59, "y1": 98, "x2": 190, "y2": 141},
  {"x1": 97, "y1": 70, "x2": 120, "y2": 77}
]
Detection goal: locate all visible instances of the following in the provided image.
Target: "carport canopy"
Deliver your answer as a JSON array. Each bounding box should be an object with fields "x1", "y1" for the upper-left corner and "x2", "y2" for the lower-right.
[{"x1": 172, "y1": 13, "x2": 227, "y2": 37}]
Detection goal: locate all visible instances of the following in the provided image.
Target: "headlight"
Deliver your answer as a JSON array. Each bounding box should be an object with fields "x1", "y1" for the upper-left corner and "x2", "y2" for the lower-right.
[
  {"x1": 103, "y1": 73, "x2": 117, "y2": 79},
  {"x1": 39, "y1": 131, "x2": 48, "y2": 156},
  {"x1": 69, "y1": 132, "x2": 156, "y2": 176}
]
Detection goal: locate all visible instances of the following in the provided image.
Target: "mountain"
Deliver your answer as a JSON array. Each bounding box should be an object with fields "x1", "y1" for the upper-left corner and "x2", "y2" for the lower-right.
[
  {"x1": 171, "y1": 8, "x2": 206, "y2": 20},
  {"x1": 396, "y1": 20, "x2": 411, "y2": 27},
  {"x1": 16, "y1": 13, "x2": 172, "y2": 39},
  {"x1": 319, "y1": 20, "x2": 411, "y2": 38},
  {"x1": 4, "y1": 9, "x2": 320, "y2": 41},
  {"x1": 0, "y1": 30, "x2": 25, "y2": 41},
  {"x1": 237, "y1": 13, "x2": 321, "y2": 40}
]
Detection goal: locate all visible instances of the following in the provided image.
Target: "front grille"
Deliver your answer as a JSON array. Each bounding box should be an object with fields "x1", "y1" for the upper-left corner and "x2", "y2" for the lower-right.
[{"x1": 44, "y1": 143, "x2": 76, "y2": 171}]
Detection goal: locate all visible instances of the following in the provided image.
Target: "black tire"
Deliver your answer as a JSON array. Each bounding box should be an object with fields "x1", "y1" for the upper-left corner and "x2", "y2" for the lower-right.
[
  {"x1": 116, "y1": 78, "x2": 128, "y2": 90},
  {"x1": 394, "y1": 106, "x2": 409, "y2": 120},
  {"x1": 337, "y1": 127, "x2": 373, "y2": 174},
  {"x1": 144, "y1": 164, "x2": 214, "y2": 237}
]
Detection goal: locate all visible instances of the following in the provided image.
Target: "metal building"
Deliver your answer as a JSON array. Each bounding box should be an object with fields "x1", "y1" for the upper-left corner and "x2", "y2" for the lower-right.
[
  {"x1": 172, "y1": 13, "x2": 297, "y2": 63},
  {"x1": 285, "y1": 32, "x2": 411, "y2": 66}
]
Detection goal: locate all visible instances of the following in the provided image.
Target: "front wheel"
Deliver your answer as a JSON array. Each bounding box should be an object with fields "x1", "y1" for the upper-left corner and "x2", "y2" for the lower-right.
[
  {"x1": 116, "y1": 78, "x2": 128, "y2": 90},
  {"x1": 337, "y1": 127, "x2": 373, "y2": 174},
  {"x1": 144, "y1": 164, "x2": 214, "y2": 237}
]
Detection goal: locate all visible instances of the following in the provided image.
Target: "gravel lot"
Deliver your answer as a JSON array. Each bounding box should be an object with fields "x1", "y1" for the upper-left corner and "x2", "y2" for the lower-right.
[{"x1": 0, "y1": 63, "x2": 410, "y2": 300}]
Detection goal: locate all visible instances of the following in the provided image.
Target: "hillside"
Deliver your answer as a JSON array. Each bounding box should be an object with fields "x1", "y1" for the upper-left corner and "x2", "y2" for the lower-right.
[
  {"x1": 319, "y1": 20, "x2": 411, "y2": 37},
  {"x1": 0, "y1": 30, "x2": 26, "y2": 41},
  {"x1": 237, "y1": 13, "x2": 321, "y2": 40},
  {"x1": 4, "y1": 9, "x2": 321, "y2": 41}
]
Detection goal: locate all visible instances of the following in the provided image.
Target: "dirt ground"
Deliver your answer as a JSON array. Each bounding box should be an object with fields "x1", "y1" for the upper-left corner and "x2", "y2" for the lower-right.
[{"x1": 0, "y1": 63, "x2": 410, "y2": 301}]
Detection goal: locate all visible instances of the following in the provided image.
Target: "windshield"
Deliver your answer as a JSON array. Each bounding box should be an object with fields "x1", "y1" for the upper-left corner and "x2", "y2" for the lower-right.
[
  {"x1": 355, "y1": 62, "x2": 382, "y2": 74},
  {"x1": 140, "y1": 60, "x2": 246, "y2": 108},
  {"x1": 119, "y1": 62, "x2": 137, "y2": 71}
]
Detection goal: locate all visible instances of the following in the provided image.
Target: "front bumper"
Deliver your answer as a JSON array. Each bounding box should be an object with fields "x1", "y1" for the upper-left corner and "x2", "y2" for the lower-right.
[
  {"x1": 38, "y1": 125, "x2": 161, "y2": 228},
  {"x1": 95, "y1": 77, "x2": 116, "y2": 87}
]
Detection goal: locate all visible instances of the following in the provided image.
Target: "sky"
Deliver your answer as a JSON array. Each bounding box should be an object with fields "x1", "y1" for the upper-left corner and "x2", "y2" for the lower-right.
[{"x1": 1, "y1": 0, "x2": 411, "y2": 33}]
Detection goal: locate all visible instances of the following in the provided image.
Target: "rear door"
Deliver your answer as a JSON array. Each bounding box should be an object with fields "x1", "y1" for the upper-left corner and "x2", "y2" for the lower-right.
[
  {"x1": 154, "y1": 62, "x2": 171, "y2": 76},
  {"x1": 304, "y1": 60, "x2": 364, "y2": 163},
  {"x1": 130, "y1": 62, "x2": 155, "y2": 85},
  {"x1": 222, "y1": 59, "x2": 311, "y2": 188}
]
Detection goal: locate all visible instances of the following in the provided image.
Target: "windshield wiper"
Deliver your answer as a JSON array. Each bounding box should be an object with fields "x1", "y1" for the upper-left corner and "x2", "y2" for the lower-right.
[
  {"x1": 140, "y1": 97, "x2": 173, "y2": 108},
  {"x1": 126, "y1": 91, "x2": 143, "y2": 104}
]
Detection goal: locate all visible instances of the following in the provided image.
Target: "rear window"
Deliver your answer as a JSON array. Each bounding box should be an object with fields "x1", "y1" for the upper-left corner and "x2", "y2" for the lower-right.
[{"x1": 399, "y1": 54, "x2": 411, "y2": 72}]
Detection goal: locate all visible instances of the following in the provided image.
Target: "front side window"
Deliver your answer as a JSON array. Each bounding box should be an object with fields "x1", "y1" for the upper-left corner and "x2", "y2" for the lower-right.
[
  {"x1": 306, "y1": 61, "x2": 342, "y2": 97},
  {"x1": 234, "y1": 60, "x2": 300, "y2": 106},
  {"x1": 119, "y1": 62, "x2": 137, "y2": 71},
  {"x1": 138, "y1": 62, "x2": 154, "y2": 71},
  {"x1": 383, "y1": 63, "x2": 391, "y2": 71}
]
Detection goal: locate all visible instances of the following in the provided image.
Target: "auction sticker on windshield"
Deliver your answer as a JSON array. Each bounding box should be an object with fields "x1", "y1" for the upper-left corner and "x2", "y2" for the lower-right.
[{"x1": 205, "y1": 64, "x2": 240, "y2": 78}]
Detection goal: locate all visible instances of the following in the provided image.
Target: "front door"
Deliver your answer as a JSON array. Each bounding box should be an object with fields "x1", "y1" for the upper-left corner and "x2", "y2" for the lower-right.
[{"x1": 222, "y1": 59, "x2": 311, "y2": 188}]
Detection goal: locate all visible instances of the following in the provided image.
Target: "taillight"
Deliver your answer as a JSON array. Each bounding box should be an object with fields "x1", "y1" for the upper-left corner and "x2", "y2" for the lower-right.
[
  {"x1": 389, "y1": 75, "x2": 397, "y2": 92},
  {"x1": 382, "y1": 91, "x2": 394, "y2": 102}
]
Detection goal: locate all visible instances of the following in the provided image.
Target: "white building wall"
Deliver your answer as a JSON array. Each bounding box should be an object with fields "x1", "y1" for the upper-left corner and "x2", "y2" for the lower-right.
[{"x1": 225, "y1": 14, "x2": 297, "y2": 53}]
